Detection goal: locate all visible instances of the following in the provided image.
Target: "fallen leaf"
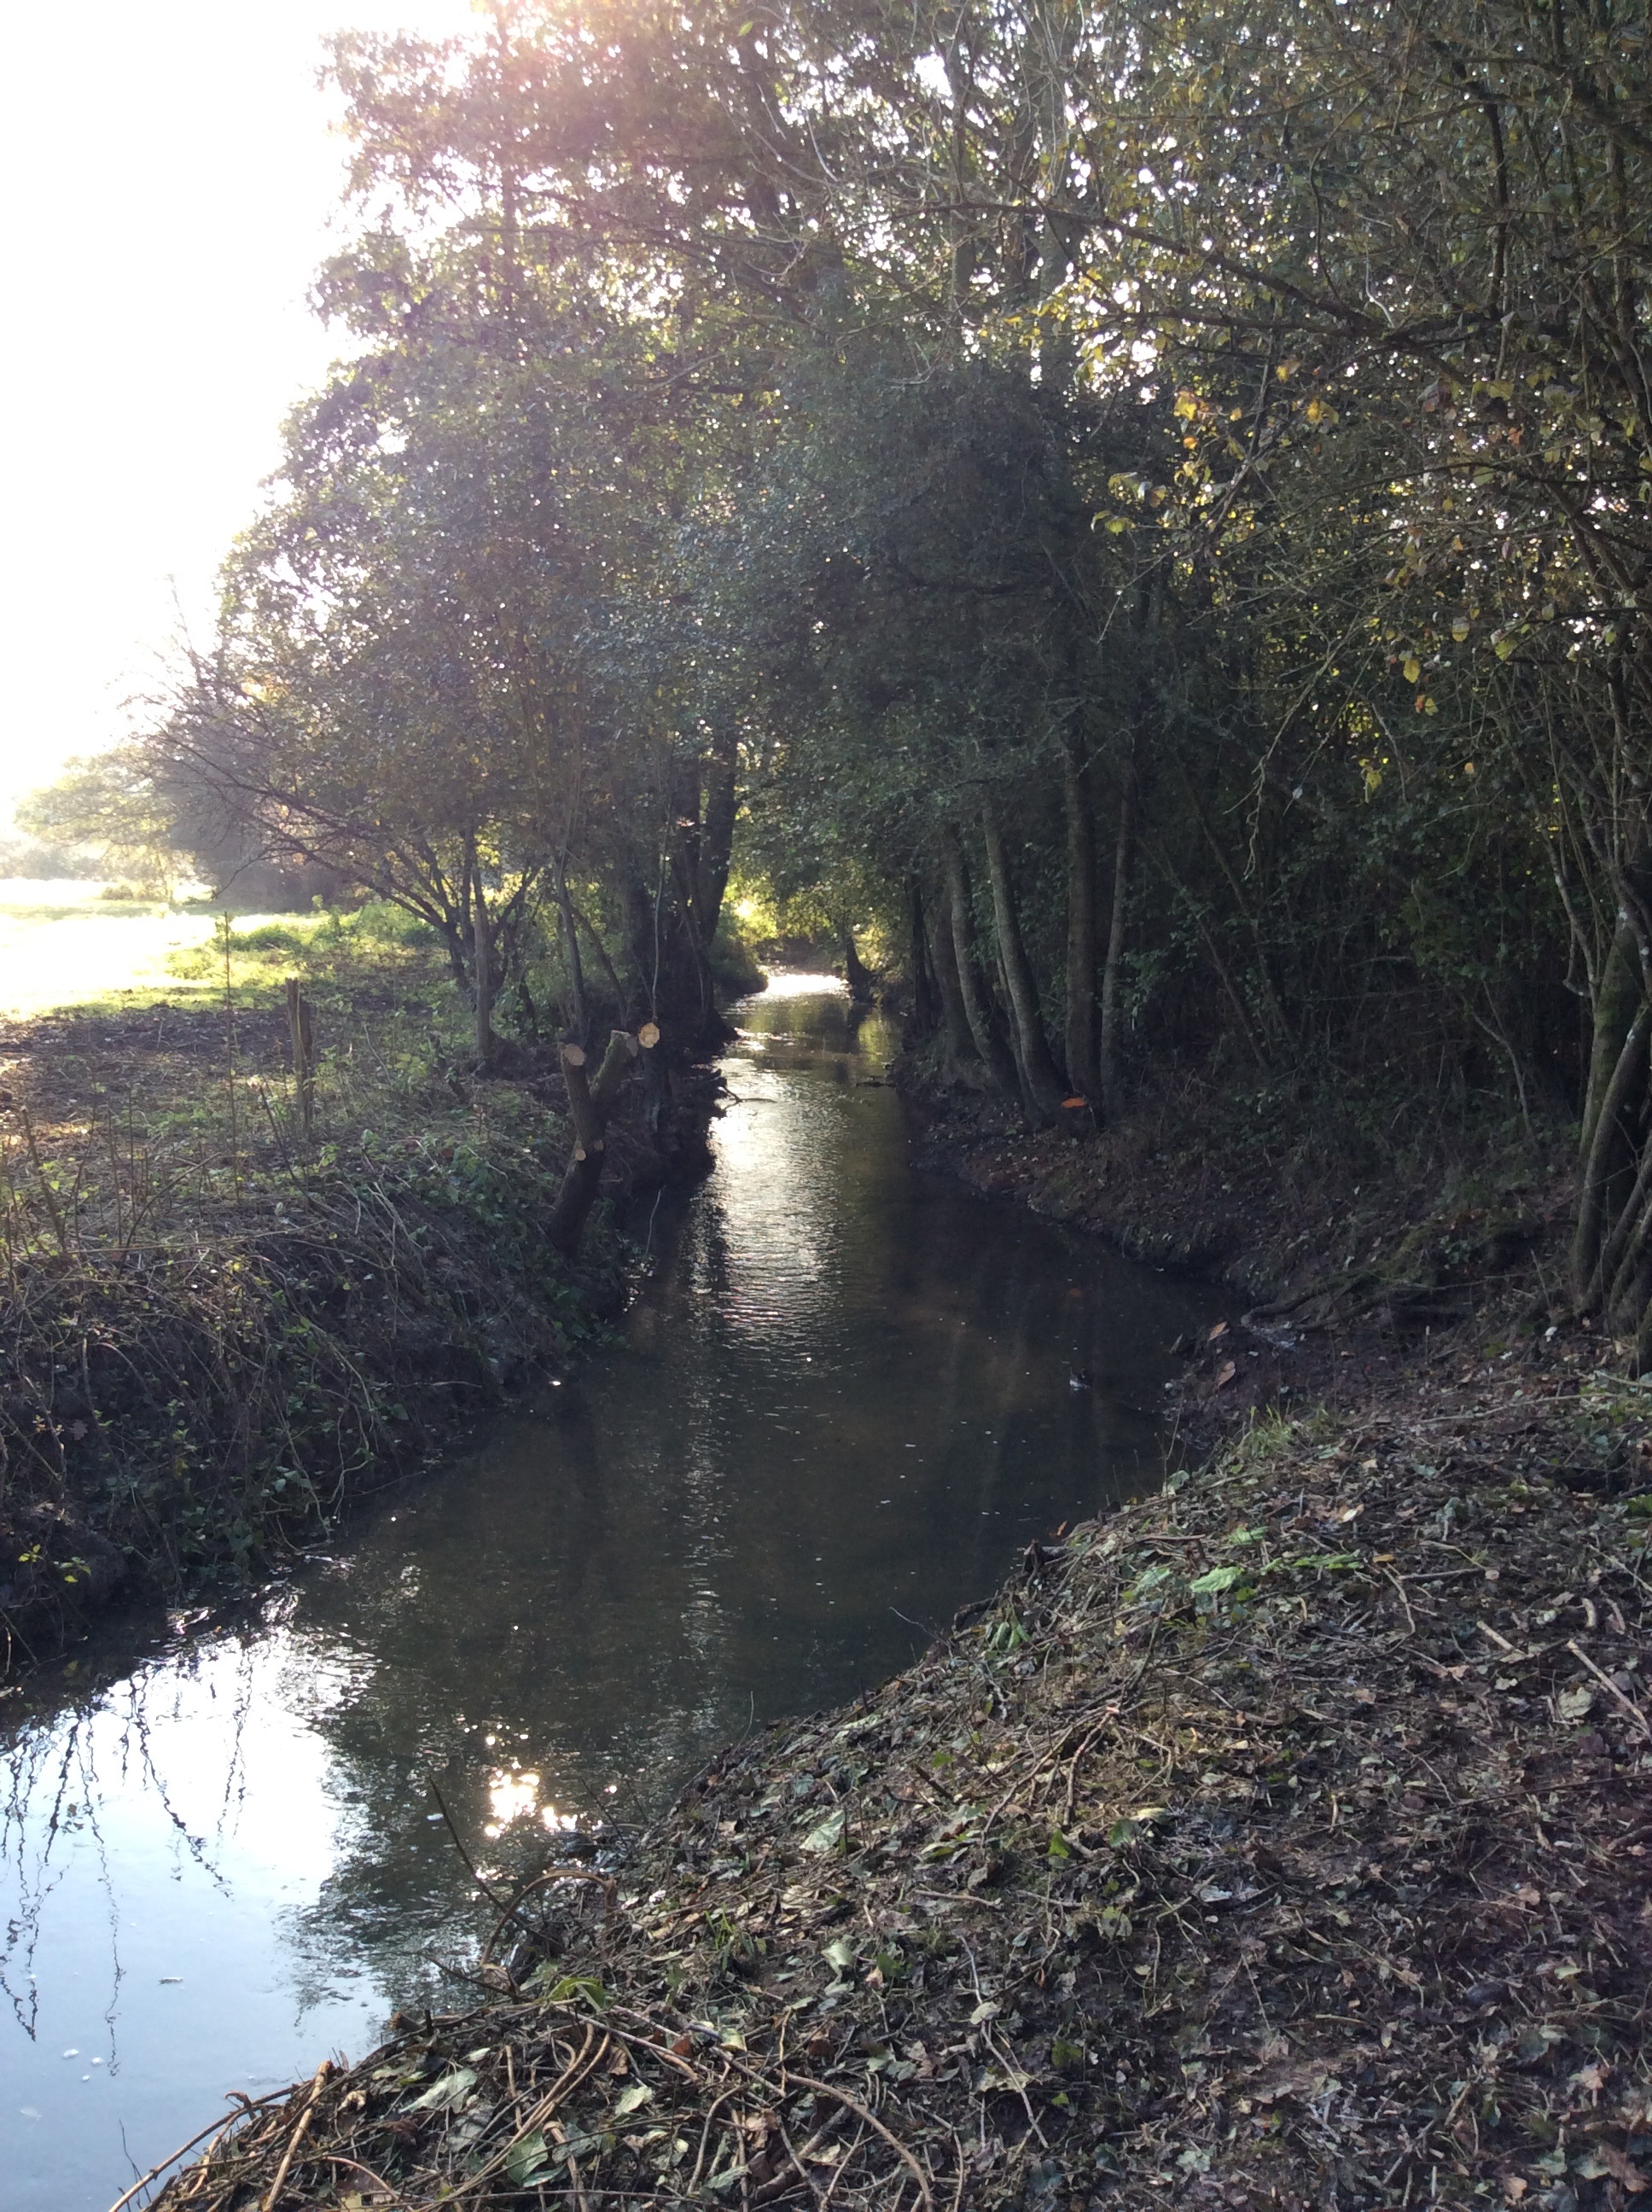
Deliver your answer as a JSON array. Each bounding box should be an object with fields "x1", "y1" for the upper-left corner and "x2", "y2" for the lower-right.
[
  {"x1": 800, "y1": 1809, "x2": 848, "y2": 1853},
  {"x1": 407, "y1": 2066, "x2": 477, "y2": 2113},
  {"x1": 1589, "y1": 2144, "x2": 1647, "y2": 2192}
]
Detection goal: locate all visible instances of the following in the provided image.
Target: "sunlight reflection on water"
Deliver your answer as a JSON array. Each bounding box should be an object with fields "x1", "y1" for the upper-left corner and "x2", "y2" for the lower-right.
[{"x1": 1, "y1": 975, "x2": 1219, "y2": 2212}]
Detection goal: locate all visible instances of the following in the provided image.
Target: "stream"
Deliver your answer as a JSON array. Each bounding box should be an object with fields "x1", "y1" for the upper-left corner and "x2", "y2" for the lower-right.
[{"x1": 1, "y1": 977, "x2": 1217, "y2": 2212}]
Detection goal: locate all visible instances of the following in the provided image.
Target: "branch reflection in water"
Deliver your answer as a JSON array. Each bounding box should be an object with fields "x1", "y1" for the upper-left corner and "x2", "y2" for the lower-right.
[{"x1": 0, "y1": 976, "x2": 1218, "y2": 2212}]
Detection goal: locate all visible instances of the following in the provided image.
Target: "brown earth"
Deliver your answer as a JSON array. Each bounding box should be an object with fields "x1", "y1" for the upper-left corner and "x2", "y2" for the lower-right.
[{"x1": 134, "y1": 1075, "x2": 1652, "y2": 2212}]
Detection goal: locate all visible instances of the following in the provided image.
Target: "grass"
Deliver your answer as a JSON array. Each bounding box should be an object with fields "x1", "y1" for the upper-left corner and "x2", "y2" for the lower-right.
[{"x1": 0, "y1": 905, "x2": 633, "y2": 1676}]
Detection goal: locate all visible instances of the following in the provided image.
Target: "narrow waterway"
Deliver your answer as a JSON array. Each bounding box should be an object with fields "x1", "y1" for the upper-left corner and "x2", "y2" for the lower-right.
[{"x1": 1, "y1": 979, "x2": 1217, "y2": 2212}]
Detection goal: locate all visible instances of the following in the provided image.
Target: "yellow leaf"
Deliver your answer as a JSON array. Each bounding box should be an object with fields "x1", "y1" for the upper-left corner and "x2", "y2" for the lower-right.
[
  {"x1": 1403, "y1": 656, "x2": 1421, "y2": 684},
  {"x1": 1451, "y1": 615, "x2": 1470, "y2": 642}
]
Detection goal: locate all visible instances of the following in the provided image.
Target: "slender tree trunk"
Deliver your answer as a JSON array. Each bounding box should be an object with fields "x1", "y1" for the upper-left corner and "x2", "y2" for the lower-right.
[
  {"x1": 908, "y1": 877, "x2": 939, "y2": 1037},
  {"x1": 1062, "y1": 717, "x2": 1098, "y2": 1103},
  {"x1": 695, "y1": 728, "x2": 739, "y2": 947},
  {"x1": 1573, "y1": 998, "x2": 1651, "y2": 1295},
  {"x1": 1579, "y1": 915, "x2": 1644, "y2": 1166},
  {"x1": 552, "y1": 864, "x2": 589, "y2": 1046},
  {"x1": 1598, "y1": 1133, "x2": 1652, "y2": 1313},
  {"x1": 625, "y1": 877, "x2": 661, "y2": 1027},
  {"x1": 472, "y1": 884, "x2": 495, "y2": 1071},
  {"x1": 1098, "y1": 743, "x2": 1138, "y2": 1121},
  {"x1": 928, "y1": 880, "x2": 976, "y2": 1067},
  {"x1": 941, "y1": 826, "x2": 1020, "y2": 1103},
  {"x1": 982, "y1": 806, "x2": 1066, "y2": 1121},
  {"x1": 573, "y1": 898, "x2": 627, "y2": 1017}
]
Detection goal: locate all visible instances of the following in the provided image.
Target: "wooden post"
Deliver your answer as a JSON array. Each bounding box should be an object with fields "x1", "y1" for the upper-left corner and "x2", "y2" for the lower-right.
[{"x1": 287, "y1": 978, "x2": 317, "y2": 1137}]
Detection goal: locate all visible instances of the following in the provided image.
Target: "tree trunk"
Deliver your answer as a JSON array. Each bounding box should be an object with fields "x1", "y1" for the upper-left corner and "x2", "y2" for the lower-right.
[
  {"x1": 908, "y1": 877, "x2": 940, "y2": 1038},
  {"x1": 982, "y1": 806, "x2": 1066, "y2": 1121},
  {"x1": 625, "y1": 877, "x2": 661, "y2": 1027},
  {"x1": 548, "y1": 1027, "x2": 651, "y2": 1254},
  {"x1": 1062, "y1": 716, "x2": 1098, "y2": 1104},
  {"x1": 695, "y1": 728, "x2": 739, "y2": 948},
  {"x1": 552, "y1": 864, "x2": 589, "y2": 1047},
  {"x1": 841, "y1": 929, "x2": 875, "y2": 1004},
  {"x1": 472, "y1": 888, "x2": 495, "y2": 1072},
  {"x1": 1579, "y1": 915, "x2": 1644, "y2": 1167},
  {"x1": 1573, "y1": 996, "x2": 1651, "y2": 1297},
  {"x1": 941, "y1": 827, "x2": 1020, "y2": 1103},
  {"x1": 928, "y1": 879, "x2": 977, "y2": 1068},
  {"x1": 1098, "y1": 745, "x2": 1138, "y2": 1121}
]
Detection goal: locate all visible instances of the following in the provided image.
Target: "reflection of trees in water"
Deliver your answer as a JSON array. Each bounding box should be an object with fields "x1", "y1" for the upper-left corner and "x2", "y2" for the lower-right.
[
  {"x1": 0, "y1": 1641, "x2": 259, "y2": 2052},
  {"x1": 3, "y1": 996, "x2": 1204, "y2": 2066},
  {"x1": 274, "y1": 1568, "x2": 735, "y2": 2017}
]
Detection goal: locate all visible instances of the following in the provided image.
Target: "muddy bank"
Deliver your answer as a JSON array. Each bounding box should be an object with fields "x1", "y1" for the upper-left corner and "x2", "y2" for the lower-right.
[
  {"x1": 899, "y1": 1068, "x2": 1573, "y2": 1467},
  {"x1": 143, "y1": 1336, "x2": 1652, "y2": 2212},
  {"x1": 0, "y1": 994, "x2": 715, "y2": 1676}
]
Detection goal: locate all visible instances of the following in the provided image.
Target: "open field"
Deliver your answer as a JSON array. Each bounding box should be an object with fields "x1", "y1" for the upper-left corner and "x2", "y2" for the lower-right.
[{"x1": 0, "y1": 879, "x2": 300, "y2": 1017}]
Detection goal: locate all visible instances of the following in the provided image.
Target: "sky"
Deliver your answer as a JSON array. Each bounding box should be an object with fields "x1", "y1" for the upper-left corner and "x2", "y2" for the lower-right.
[{"x1": 0, "y1": 0, "x2": 485, "y2": 828}]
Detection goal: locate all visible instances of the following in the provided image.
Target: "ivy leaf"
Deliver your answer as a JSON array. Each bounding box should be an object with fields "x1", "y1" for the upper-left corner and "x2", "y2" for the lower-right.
[
  {"x1": 506, "y1": 2131, "x2": 553, "y2": 2188},
  {"x1": 1189, "y1": 1564, "x2": 1241, "y2": 1596},
  {"x1": 407, "y1": 2065, "x2": 477, "y2": 2113}
]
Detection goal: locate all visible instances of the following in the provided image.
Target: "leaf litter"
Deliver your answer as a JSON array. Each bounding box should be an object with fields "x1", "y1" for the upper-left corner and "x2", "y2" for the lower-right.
[{"x1": 147, "y1": 1359, "x2": 1652, "y2": 2212}]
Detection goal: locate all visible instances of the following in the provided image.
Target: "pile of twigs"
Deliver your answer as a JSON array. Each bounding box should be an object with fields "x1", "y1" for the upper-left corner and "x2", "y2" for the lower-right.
[{"x1": 143, "y1": 1337, "x2": 1652, "y2": 2211}]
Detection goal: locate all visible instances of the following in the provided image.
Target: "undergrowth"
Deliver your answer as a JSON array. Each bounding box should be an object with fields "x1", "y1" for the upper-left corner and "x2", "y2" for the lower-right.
[
  {"x1": 0, "y1": 908, "x2": 631, "y2": 1675},
  {"x1": 143, "y1": 1346, "x2": 1652, "y2": 2212}
]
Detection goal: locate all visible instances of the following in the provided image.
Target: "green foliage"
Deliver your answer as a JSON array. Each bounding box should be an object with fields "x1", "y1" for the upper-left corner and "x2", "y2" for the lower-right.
[{"x1": 23, "y1": 0, "x2": 1652, "y2": 1319}]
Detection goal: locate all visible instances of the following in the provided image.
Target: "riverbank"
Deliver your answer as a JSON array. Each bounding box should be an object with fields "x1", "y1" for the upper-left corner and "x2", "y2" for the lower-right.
[
  {"x1": 143, "y1": 1332, "x2": 1652, "y2": 2212},
  {"x1": 132, "y1": 1064, "x2": 1652, "y2": 2211},
  {"x1": 0, "y1": 916, "x2": 710, "y2": 1677},
  {"x1": 901, "y1": 1060, "x2": 1576, "y2": 1468}
]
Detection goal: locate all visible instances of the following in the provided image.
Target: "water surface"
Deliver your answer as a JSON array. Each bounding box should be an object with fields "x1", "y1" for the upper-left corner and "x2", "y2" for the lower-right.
[{"x1": 1, "y1": 979, "x2": 1215, "y2": 2211}]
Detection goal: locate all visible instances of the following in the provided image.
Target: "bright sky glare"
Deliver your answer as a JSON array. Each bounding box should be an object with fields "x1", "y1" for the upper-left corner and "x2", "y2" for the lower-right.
[{"x1": 0, "y1": 0, "x2": 485, "y2": 826}]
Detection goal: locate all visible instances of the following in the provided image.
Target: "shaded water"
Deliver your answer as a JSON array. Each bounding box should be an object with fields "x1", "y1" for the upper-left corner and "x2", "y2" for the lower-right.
[{"x1": 1, "y1": 980, "x2": 1216, "y2": 2212}]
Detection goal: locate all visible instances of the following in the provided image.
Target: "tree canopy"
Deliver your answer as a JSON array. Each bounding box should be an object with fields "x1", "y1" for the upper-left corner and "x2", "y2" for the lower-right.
[{"x1": 67, "y1": 0, "x2": 1652, "y2": 1355}]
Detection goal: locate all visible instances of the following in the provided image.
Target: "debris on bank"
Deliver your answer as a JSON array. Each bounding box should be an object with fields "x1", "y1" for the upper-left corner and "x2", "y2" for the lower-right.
[
  {"x1": 0, "y1": 995, "x2": 714, "y2": 1675},
  {"x1": 148, "y1": 1350, "x2": 1652, "y2": 2211}
]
